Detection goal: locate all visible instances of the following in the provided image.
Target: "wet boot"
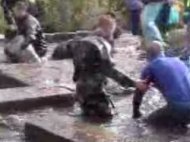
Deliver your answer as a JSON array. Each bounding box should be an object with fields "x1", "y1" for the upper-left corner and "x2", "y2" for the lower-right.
[{"x1": 133, "y1": 89, "x2": 143, "y2": 119}]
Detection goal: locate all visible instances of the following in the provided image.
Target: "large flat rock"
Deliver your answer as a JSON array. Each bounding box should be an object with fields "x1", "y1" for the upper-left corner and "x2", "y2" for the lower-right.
[
  {"x1": 45, "y1": 31, "x2": 91, "y2": 42},
  {"x1": 0, "y1": 60, "x2": 75, "y2": 113},
  {"x1": 25, "y1": 114, "x2": 117, "y2": 142},
  {"x1": 0, "y1": 60, "x2": 74, "y2": 87},
  {"x1": 0, "y1": 85, "x2": 74, "y2": 113}
]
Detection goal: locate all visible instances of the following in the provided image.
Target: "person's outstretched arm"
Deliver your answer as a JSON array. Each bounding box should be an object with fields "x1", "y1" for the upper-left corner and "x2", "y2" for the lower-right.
[{"x1": 103, "y1": 66, "x2": 135, "y2": 88}]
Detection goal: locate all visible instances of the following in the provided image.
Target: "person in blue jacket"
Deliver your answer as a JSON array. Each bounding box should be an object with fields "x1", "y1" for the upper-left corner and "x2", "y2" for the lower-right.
[{"x1": 133, "y1": 41, "x2": 190, "y2": 127}]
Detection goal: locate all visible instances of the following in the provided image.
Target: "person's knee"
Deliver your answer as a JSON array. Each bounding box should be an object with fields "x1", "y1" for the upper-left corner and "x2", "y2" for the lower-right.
[{"x1": 23, "y1": 45, "x2": 41, "y2": 63}]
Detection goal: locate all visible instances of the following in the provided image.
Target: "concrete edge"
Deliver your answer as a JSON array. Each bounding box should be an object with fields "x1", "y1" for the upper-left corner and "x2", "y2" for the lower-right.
[
  {"x1": 0, "y1": 31, "x2": 91, "y2": 43},
  {"x1": 0, "y1": 87, "x2": 75, "y2": 113},
  {"x1": 25, "y1": 122, "x2": 73, "y2": 142}
]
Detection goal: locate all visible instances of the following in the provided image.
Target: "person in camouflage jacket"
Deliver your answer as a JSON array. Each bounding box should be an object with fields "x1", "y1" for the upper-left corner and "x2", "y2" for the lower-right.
[
  {"x1": 52, "y1": 36, "x2": 135, "y2": 117},
  {"x1": 4, "y1": 1, "x2": 47, "y2": 63}
]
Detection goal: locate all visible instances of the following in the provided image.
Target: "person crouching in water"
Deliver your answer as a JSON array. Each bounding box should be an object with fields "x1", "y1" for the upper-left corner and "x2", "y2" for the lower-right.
[
  {"x1": 4, "y1": 1, "x2": 47, "y2": 63},
  {"x1": 133, "y1": 41, "x2": 190, "y2": 128},
  {"x1": 52, "y1": 36, "x2": 136, "y2": 118}
]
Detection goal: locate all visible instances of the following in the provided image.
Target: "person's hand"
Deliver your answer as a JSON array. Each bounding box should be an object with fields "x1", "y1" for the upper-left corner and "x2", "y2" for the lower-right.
[
  {"x1": 9, "y1": 24, "x2": 17, "y2": 31},
  {"x1": 135, "y1": 80, "x2": 149, "y2": 93}
]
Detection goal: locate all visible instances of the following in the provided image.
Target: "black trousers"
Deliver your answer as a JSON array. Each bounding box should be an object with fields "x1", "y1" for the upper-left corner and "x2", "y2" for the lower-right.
[{"x1": 130, "y1": 9, "x2": 141, "y2": 35}]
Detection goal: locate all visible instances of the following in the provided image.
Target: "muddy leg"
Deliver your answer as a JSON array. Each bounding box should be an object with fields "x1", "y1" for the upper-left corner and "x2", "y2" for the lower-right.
[{"x1": 76, "y1": 74, "x2": 112, "y2": 117}]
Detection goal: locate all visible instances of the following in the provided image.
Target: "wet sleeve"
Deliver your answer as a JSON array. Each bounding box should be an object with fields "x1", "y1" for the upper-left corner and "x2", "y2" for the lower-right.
[
  {"x1": 21, "y1": 18, "x2": 38, "y2": 49},
  {"x1": 25, "y1": 18, "x2": 38, "y2": 41},
  {"x1": 103, "y1": 66, "x2": 135, "y2": 87},
  {"x1": 141, "y1": 65, "x2": 154, "y2": 83}
]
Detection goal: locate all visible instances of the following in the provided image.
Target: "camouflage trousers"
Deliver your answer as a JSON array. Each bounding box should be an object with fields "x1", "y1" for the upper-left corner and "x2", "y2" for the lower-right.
[
  {"x1": 76, "y1": 67, "x2": 135, "y2": 117},
  {"x1": 76, "y1": 73, "x2": 112, "y2": 117}
]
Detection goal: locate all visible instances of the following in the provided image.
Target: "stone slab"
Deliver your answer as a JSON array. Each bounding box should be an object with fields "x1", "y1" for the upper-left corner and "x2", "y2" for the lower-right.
[
  {"x1": 45, "y1": 31, "x2": 91, "y2": 43},
  {"x1": 45, "y1": 32, "x2": 76, "y2": 43},
  {"x1": 25, "y1": 113, "x2": 118, "y2": 142},
  {"x1": 0, "y1": 73, "x2": 28, "y2": 89},
  {"x1": 0, "y1": 60, "x2": 74, "y2": 88},
  {"x1": 0, "y1": 85, "x2": 74, "y2": 113}
]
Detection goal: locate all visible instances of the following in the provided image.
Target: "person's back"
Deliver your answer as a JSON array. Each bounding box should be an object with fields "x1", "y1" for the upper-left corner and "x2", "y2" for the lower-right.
[{"x1": 150, "y1": 57, "x2": 190, "y2": 105}]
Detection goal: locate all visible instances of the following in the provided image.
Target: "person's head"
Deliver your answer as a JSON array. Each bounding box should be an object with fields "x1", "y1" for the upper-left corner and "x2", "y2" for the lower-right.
[
  {"x1": 147, "y1": 41, "x2": 165, "y2": 61},
  {"x1": 13, "y1": 1, "x2": 29, "y2": 18},
  {"x1": 98, "y1": 15, "x2": 116, "y2": 30},
  {"x1": 105, "y1": 12, "x2": 116, "y2": 19}
]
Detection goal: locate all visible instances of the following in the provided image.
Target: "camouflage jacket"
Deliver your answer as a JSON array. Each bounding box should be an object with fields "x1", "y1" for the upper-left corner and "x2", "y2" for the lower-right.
[
  {"x1": 70, "y1": 36, "x2": 134, "y2": 87},
  {"x1": 52, "y1": 36, "x2": 135, "y2": 88},
  {"x1": 16, "y1": 14, "x2": 47, "y2": 57},
  {"x1": 1, "y1": 0, "x2": 39, "y2": 25},
  {"x1": 71, "y1": 36, "x2": 113, "y2": 81}
]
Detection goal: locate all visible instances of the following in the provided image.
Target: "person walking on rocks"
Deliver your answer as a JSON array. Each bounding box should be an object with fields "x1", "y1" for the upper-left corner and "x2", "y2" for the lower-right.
[
  {"x1": 4, "y1": 1, "x2": 47, "y2": 63},
  {"x1": 52, "y1": 36, "x2": 137, "y2": 118}
]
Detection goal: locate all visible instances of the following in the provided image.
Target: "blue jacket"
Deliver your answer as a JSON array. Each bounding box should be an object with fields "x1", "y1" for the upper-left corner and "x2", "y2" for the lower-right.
[{"x1": 142, "y1": 55, "x2": 190, "y2": 109}]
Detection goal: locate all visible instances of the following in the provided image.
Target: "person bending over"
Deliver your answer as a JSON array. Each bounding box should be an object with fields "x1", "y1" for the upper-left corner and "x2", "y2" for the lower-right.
[
  {"x1": 4, "y1": 1, "x2": 47, "y2": 63},
  {"x1": 133, "y1": 41, "x2": 190, "y2": 127},
  {"x1": 53, "y1": 36, "x2": 136, "y2": 118}
]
